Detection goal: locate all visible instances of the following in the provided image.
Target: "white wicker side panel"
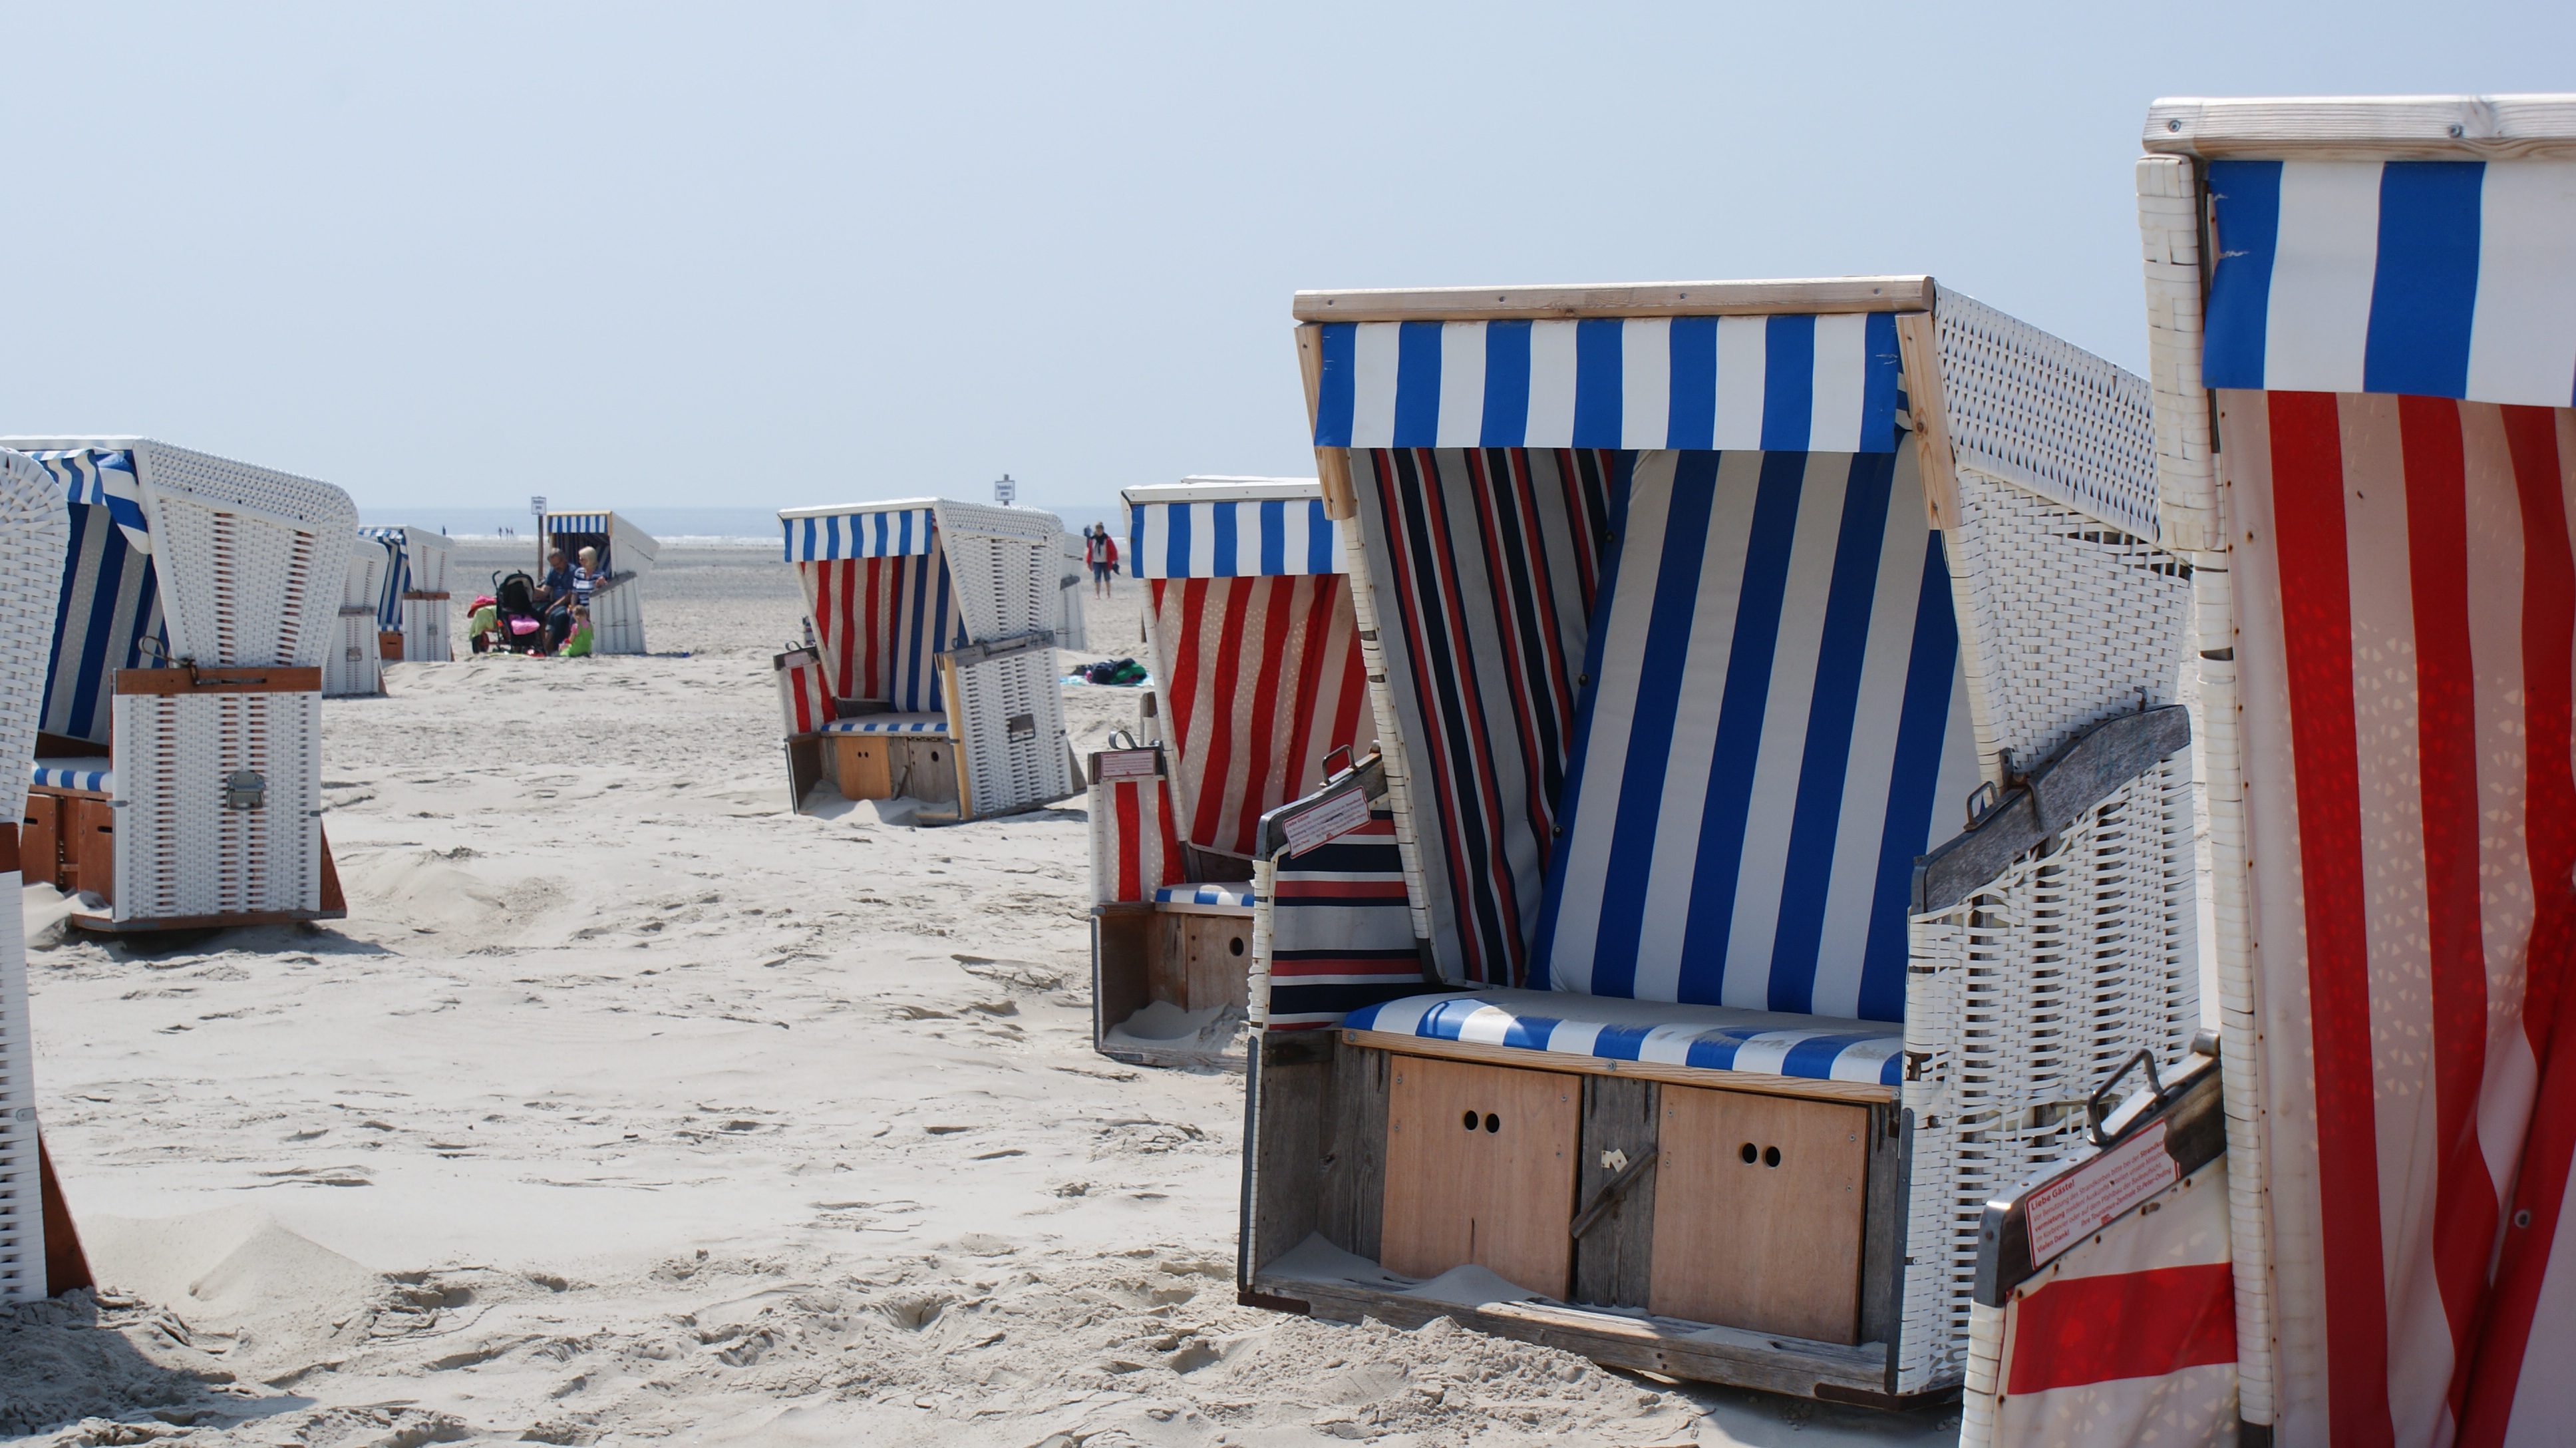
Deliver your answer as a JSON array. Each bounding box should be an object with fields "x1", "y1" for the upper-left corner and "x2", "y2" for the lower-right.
[
  {"x1": 132, "y1": 444, "x2": 356, "y2": 669},
  {"x1": 399, "y1": 595, "x2": 453, "y2": 662},
  {"x1": 947, "y1": 648, "x2": 1073, "y2": 816},
  {"x1": 943, "y1": 534, "x2": 1056, "y2": 645},
  {"x1": 323, "y1": 610, "x2": 383, "y2": 697},
  {"x1": 589, "y1": 578, "x2": 646, "y2": 655},
  {"x1": 1931, "y1": 286, "x2": 2160, "y2": 543},
  {"x1": 112, "y1": 692, "x2": 323, "y2": 922},
  {"x1": 0, "y1": 449, "x2": 69, "y2": 1301},
  {"x1": 608, "y1": 516, "x2": 658, "y2": 578},
  {"x1": 1338, "y1": 496, "x2": 1436, "y2": 951},
  {"x1": 406, "y1": 530, "x2": 455, "y2": 595},
  {"x1": 1898, "y1": 756, "x2": 2199, "y2": 1391}
]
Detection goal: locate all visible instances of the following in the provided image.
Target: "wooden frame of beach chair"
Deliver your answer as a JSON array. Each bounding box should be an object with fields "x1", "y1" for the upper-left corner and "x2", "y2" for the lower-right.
[
  {"x1": 1229, "y1": 279, "x2": 2201, "y2": 1404},
  {"x1": 1951, "y1": 95, "x2": 2576, "y2": 1448},
  {"x1": 361, "y1": 524, "x2": 455, "y2": 662},
  {"x1": 539, "y1": 510, "x2": 657, "y2": 655},
  {"x1": 325, "y1": 530, "x2": 389, "y2": 697},
  {"x1": 5, "y1": 438, "x2": 355, "y2": 935},
  {"x1": 1088, "y1": 478, "x2": 1377, "y2": 1068},
  {"x1": 776, "y1": 498, "x2": 1076, "y2": 822}
]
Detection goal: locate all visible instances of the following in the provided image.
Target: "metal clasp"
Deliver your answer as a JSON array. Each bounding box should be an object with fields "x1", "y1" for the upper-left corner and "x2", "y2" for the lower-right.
[{"x1": 225, "y1": 771, "x2": 267, "y2": 811}]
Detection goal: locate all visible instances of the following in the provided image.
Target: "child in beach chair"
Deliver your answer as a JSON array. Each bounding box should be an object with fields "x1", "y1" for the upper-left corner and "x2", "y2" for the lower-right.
[{"x1": 556, "y1": 605, "x2": 593, "y2": 657}]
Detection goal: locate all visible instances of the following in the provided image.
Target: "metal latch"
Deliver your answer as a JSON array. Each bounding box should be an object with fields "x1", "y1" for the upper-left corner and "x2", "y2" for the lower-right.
[
  {"x1": 1007, "y1": 712, "x2": 1035, "y2": 737},
  {"x1": 225, "y1": 771, "x2": 267, "y2": 811}
]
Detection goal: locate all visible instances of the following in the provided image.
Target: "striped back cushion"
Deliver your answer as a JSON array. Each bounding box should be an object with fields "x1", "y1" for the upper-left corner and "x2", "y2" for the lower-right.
[
  {"x1": 1351, "y1": 447, "x2": 1619, "y2": 987},
  {"x1": 1534, "y1": 447, "x2": 1981, "y2": 1022},
  {"x1": 1148, "y1": 575, "x2": 1376, "y2": 860},
  {"x1": 45, "y1": 498, "x2": 166, "y2": 745},
  {"x1": 1089, "y1": 758, "x2": 1186, "y2": 905},
  {"x1": 798, "y1": 553, "x2": 961, "y2": 713},
  {"x1": 1264, "y1": 811, "x2": 1422, "y2": 1029},
  {"x1": 774, "y1": 646, "x2": 832, "y2": 736}
]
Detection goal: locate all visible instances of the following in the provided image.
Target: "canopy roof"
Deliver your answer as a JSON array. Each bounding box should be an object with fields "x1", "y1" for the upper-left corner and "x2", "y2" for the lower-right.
[{"x1": 1122, "y1": 478, "x2": 1343, "y2": 579}]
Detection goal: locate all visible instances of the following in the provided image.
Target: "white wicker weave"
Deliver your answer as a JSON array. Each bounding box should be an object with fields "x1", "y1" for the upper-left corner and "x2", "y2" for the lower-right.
[
  {"x1": 946, "y1": 645, "x2": 1074, "y2": 816},
  {"x1": 932, "y1": 501, "x2": 1064, "y2": 645},
  {"x1": 325, "y1": 532, "x2": 387, "y2": 697},
  {"x1": 112, "y1": 691, "x2": 324, "y2": 922},
  {"x1": 399, "y1": 594, "x2": 454, "y2": 663},
  {"x1": 0, "y1": 449, "x2": 69, "y2": 1300},
  {"x1": 1931, "y1": 287, "x2": 2162, "y2": 543}
]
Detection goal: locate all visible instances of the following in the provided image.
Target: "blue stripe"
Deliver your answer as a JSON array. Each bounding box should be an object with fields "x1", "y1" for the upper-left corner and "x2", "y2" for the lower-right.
[
  {"x1": 780, "y1": 518, "x2": 794, "y2": 562},
  {"x1": 1583, "y1": 452, "x2": 1719, "y2": 998},
  {"x1": 1768, "y1": 452, "x2": 1896, "y2": 1013},
  {"x1": 1667, "y1": 316, "x2": 1717, "y2": 450},
  {"x1": 1533, "y1": 447, "x2": 1640, "y2": 993},
  {"x1": 1677, "y1": 451, "x2": 1808, "y2": 1003},
  {"x1": 1590, "y1": 1023, "x2": 1653, "y2": 1060},
  {"x1": 1760, "y1": 316, "x2": 1816, "y2": 451},
  {"x1": 1859, "y1": 531, "x2": 1960, "y2": 1023},
  {"x1": 1307, "y1": 500, "x2": 1335, "y2": 574},
  {"x1": 2203, "y1": 160, "x2": 2283, "y2": 391},
  {"x1": 1482, "y1": 321, "x2": 1531, "y2": 447},
  {"x1": 901, "y1": 551, "x2": 927, "y2": 709},
  {"x1": 1258, "y1": 500, "x2": 1285, "y2": 576},
  {"x1": 1778, "y1": 1033, "x2": 1877, "y2": 1080},
  {"x1": 1129, "y1": 508, "x2": 1146, "y2": 572},
  {"x1": 1861, "y1": 313, "x2": 1901, "y2": 452},
  {"x1": 2364, "y1": 160, "x2": 2484, "y2": 400},
  {"x1": 1572, "y1": 319, "x2": 1623, "y2": 448},
  {"x1": 1315, "y1": 323, "x2": 1357, "y2": 447},
  {"x1": 1212, "y1": 501, "x2": 1239, "y2": 578},
  {"x1": 1392, "y1": 321, "x2": 1443, "y2": 447},
  {"x1": 1166, "y1": 502, "x2": 1192, "y2": 580},
  {"x1": 1682, "y1": 1035, "x2": 1745, "y2": 1071}
]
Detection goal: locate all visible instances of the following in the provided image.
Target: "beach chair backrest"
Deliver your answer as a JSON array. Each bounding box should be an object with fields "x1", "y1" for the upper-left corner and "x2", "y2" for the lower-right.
[
  {"x1": 1087, "y1": 746, "x2": 1186, "y2": 905},
  {"x1": 786, "y1": 504, "x2": 961, "y2": 713},
  {"x1": 22, "y1": 449, "x2": 164, "y2": 745},
  {"x1": 0, "y1": 449, "x2": 67, "y2": 1300},
  {"x1": 1124, "y1": 480, "x2": 1376, "y2": 861},
  {"x1": 927, "y1": 498, "x2": 1064, "y2": 645}
]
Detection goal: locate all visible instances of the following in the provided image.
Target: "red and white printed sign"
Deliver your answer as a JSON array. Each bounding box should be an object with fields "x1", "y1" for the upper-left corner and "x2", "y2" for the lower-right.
[
  {"x1": 1280, "y1": 785, "x2": 1370, "y2": 858},
  {"x1": 1094, "y1": 749, "x2": 1160, "y2": 781},
  {"x1": 2025, "y1": 1122, "x2": 2177, "y2": 1266}
]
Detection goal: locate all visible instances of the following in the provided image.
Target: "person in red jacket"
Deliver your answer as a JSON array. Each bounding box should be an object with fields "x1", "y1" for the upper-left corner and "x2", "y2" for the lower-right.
[{"x1": 1084, "y1": 524, "x2": 1119, "y2": 598}]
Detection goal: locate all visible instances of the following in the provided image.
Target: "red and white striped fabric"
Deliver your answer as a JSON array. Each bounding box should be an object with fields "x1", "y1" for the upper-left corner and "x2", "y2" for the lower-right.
[
  {"x1": 1147, "y1": 574, "x2": 1374, "y2": 861},
  {"x1": 1089, "y1": 757, "x2": 1186, "y2": 906},
  {"x1": 796, "y1": 554, "x2": 958, "y2": 713},
  {"x1": 774, "y1": 647, "x2": 832, "y2": 736},
  {"x1": 2225, "y1": 393, "x2": 2576, "y2": 1445},
  {"x1": 1987, "y1": 1161, "x2": 2239, "y2": 1446}
]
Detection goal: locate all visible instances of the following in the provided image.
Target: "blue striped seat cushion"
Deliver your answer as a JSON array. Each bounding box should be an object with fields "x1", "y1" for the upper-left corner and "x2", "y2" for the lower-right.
[
  {"x1": 820, "y1": 713, "x2": 949, "y2": 736},
  {"x1": 30, "y1": 759, "x2": 112, "y2": 793},
  {"x1": 1155, "y1": 884, "x2": 1254, "y2": 910},
  {"x1": 1343, "y1": 988, "x2": 1902, "y2": 1087},
  {"x1": 1533, "y1": 447, "x2": 1984, "y2": 1023}
]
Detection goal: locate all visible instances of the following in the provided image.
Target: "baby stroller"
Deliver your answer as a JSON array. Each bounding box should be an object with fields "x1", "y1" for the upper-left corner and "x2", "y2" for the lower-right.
[{"x1": 488, "y1": 570, "x2": 552, "y2": 654}]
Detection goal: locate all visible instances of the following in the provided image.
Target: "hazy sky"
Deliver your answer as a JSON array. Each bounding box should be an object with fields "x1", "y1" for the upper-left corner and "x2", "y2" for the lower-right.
[{"x1": 3, "y1": 3, "x2": 2569, "y2": 524}]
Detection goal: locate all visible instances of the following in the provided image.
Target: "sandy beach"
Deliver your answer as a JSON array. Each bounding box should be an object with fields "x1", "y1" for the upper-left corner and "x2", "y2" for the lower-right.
[{"x1": 4, "y1": 545, "x2": 1957, "y2": 1447}]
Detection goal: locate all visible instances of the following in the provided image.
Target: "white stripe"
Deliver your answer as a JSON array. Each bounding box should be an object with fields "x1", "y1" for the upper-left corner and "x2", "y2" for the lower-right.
[
  {"x1": 1139, "y1": 504, "x2": 1170, "y2": 580},
  {"x1": 1634, "y1": 450, "x2": 1763, "y2": 1003},
  {"x1": 1525, "y1": 321, "x2": 1580, "y2": 448},
  {"x1": 2263, "y1": 161, "x2": 2382, "y2": 395},
  {"x1": 1186, "y1": 502, "x2": 1215, "y2": 578},
  {"x1": 1453, "y1": 1004, "x2": 1520, "y2": 1046},
  {"x1": 1830, "y1": 1037, "x2": 1902, "y2": 1083},
  {"x1": 1634, "y1": 1022, "x2": 1706, "y2": 1066},
  {"x1": 1810, "y1": 314, "x2": 1869, "y2": 451},
  {"x1": 1436, "y1": 321, "x2": 1487, "y2": 448},
  {"x1": 1726, "y1": 1029, "x2": 1826, "y2": 1076},
  {"x1": 2467, "y1": 162, "x2": 2576, "y2": 409},
  {"x1": 1622, "y1": 318, "x2": 1671, "y2": 450},
  {"x1": 1350, "y1": 323, "x2": 1402, "y2": 449},
  {"x1": 1366, "y1": 994, "x2": 1456, "y2": 1037},
  {"x1": 1544, "y1": 1019, "x2": 1606, "y2": 1056},
  {"x1": 1712, "y1": 317, "x2": 1768, "y2": 451},
  {"x1": 1278, "y1": 498, "x2": 1311, "y2": 576},
  {"x1": 1720, "y1": 454, "x2": 1851, "y2": 1009},
  {"x1": 1810, "y1": 454, "x2": 1931, "y2": 1017}
]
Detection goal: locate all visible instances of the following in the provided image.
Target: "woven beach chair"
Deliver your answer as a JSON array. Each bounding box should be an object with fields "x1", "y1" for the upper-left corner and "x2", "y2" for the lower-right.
[
  {"x1": 6, "y1": 437, "x2": 356, "y2": 933},
  {"x1": 774, "y1": 498, "x2": 1076, "y2": 821},
  {"x1": 325, "y1": 530, "x2": 390, "y2": 697},
  {"x1": 1951, "y1": 94, "x2": 2576, "y2": 1448},
  {"x1": 1230, "y1": 279, "x2": 2199, "y2": 1403},
  {"x1": 361, "y1": 524, "x2": 456, "y2": 661},
  {"x1": 538, "y1": 510, "x2": 655, "y2": 655},
  {"x1": 1088, "y1": 478, "x2": 1377, "y2": 1067},
  {"x1": 0, "y1": 448, "x2": 69, "y2": 1301}
]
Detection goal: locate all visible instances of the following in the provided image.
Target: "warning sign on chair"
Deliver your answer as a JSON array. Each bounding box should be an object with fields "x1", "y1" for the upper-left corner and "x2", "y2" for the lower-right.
[{"x1": 2024, "y1": 1121, "x2": 2178, "y2": 1266}]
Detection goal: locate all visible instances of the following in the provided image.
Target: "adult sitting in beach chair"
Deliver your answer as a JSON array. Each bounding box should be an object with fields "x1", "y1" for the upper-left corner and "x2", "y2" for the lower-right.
[
  {"x1": 1232, "y1": 280, "x2": 2197, "y2": 1406},
  {"x1": 775, "y1": 498, "x2": 1076, "y2": 822},
  {"x1": 9, "y1": 437, "x2": 356, "y2": 934},
  {"x1": 1090, "y1": 477, "x2": 1376, "y2": 1067},
  {"x1": 539, "y1": 510, "x2": 657, "y2": 655}
]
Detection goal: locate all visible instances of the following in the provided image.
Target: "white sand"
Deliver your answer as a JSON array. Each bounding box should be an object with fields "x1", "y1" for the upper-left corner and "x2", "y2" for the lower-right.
[{"x1": 5, "y1": 546, "x2": 1959, "y2": 1445}]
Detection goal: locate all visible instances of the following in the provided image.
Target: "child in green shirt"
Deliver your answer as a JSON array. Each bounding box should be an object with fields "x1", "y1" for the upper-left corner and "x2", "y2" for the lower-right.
[{"x1": 558, "y1": 605, "x2": 594, "y2": 657}]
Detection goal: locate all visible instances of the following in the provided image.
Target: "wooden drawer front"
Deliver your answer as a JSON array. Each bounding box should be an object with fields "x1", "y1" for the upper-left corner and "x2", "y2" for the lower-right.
[
  {"x1": 21, "y1": 793, "x2": 62, "y2": 890},
  {"x1": 1649, "y1": 1085, "x2": 1867, "y2": 1344},
  {"x1": 1381, "y1": 1057, "x2": 1579, "y2": 1298},
  {"x1": 833, "y1": 735, "x2": 893, "y2": 801},
  {"x1": 1154, "y1": 911, "x2": 1251, "y2": 1012}
]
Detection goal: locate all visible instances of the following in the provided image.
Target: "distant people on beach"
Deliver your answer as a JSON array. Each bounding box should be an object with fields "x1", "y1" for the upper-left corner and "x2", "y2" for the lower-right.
[{"x1": 1084, "y1": 523, "x2": 1118, "y2": 598}]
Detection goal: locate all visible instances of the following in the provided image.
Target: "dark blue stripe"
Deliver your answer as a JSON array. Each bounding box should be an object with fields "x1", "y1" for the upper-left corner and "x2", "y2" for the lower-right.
[
  {"x1": 1314, "y1": 323, "x2": 1357, "y2": 446},
  {"x1": 1860, "y1": 313, "x2": 1901, "y2": 452},
  {"x1": 1778, "y1": 1033, "x2": 1876, "y2": 1080},
  {"x1": 1392, "y1": 321, "x2": 1444, "y2": 447},
  {"x1": 1257, "y1": 500, "x2": 1285, "y2": 576},
  {"x1": 1682, "y1": 1035, "x2": 1746, "y2": 1071},
  {"x1": 1858, "y1": 530, "x2": 1961, "y2": 1022},
  {"x1": 1583, "y1": 452, "x2": 1721, "y2": 997},
  {"x1": 1166, "y1": 502, "x2": 1192, "y2": 582},
  {"x1": 1677, "y1": 451, "x2": 1809, "y2": 1004},
  {"x1": 1530, "y1": 453, "x2": 1638, "y2": 992},
  {"x1": 1212, "y1": 501, "x2": 1239, "y2": 578},
  {"x1": 1306, "y1": 500, "x2": 1335, "y2": 574},
  {"x1": 1572, "y1": 319, "x2": 1624, "y2": 448},
  {"x1": 780, "y1": 518, "x2": 794, "y2": 563},
  {"x1": 1502, "y1": 1013, "x2": 1559, "y2": 1050},
  {"x1": 1589, "y1": 1023, "x2": 1654, "y2": 1061},
  {"x1": 1129, "y1": 508, "x2": 1146, "y2": 574},
  {"x1": 1482, "y1": 321, "x2": 1531, "y2": 446},
  {"x1": 1760, "y1": 317, "x2": 1816, "y2": 451},
  {"x1": 899, "y1": 553, "x2": 927, "y2": 709},
  {"x1": 1667, "y1": 317, "x2": 1718, "y2": 451},
  {"x1": 2203, "y1": 160, "x2": 2283, "y2": 391},
  {"x1": 2364, "y1": 160, "x2": 2484, "y2": 400},
  {"x1": 1768, "y1": 452, "x2": 1897, "y2": 1013}
]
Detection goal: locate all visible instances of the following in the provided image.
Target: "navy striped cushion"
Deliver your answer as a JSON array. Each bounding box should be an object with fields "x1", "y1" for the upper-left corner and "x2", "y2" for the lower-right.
[
  {"x1": 1155, "y1": 884, "x2": 1254, "y2": 910},
  {"x1": 820, "y1": 713, "x2": 949, "y2": 736},
  {"x1": 29, "y1": 760, "x2": 112, "y2": 793},
  {"x1": 1533, "y1": 448, "x2": 1983, "y2": 1023},
  {"x1": 1343, "y1": 989, "x2": 1901, "y2": 1087}
]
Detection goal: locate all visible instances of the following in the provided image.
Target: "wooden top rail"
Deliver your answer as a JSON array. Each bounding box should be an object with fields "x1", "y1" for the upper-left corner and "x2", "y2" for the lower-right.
[{"x1": 114, "y1": 666, "x2": 323, "y2": 695}]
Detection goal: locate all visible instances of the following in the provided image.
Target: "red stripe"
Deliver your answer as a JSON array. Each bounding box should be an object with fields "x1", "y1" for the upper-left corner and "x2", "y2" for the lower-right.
[
  {"x1": 1155, "y1": 777, "x2": 1186, "y2": 886},
  {"x1": 1329, "y1": 618, "x2": 1369, "y2": 766},
  {"x1": 1230, "y1": 576, "x2": 1294, "y2": 856},
  {"x1": 2459, "y1": 409, "x2": 2576, "y2": 1447},
  {"x1": 2402, "y1": 396, "x2": 2501, "y2": 1425},
  {"x1": 2268, "y1": 391, "x2": 2396, "y2": 1447},
  {"x1": 1113, "y1": 780, "x2": 1142, "y2": 902},
  {"x1": 1193, "y1": 579, "x2": 1253, "y2": 849},
  {"x1": 1276, "y1": 574, "x2": 1337, "y2": 820},
  {"x1": 2005, "y1": 1262, "x2": 2237, "y2": 1395},
  {"x1": 1165, "y1": 578, "x2": 1206, "y2": 840},
  {"x1": 1275, "y1": 878, "x2": 1409, "y2": 900}
]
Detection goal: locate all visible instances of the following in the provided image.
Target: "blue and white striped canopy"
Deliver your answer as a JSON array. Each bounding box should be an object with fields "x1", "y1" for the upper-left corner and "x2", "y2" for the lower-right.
[
  {"x1": 2204, "y1": 158, "x2": 2576, "y2": 407},
  {"x1": 546, "y1": 512, "x2": 611, "y2": 534},
  {"x1": 1126, "y1": 495, "x2": 1345, "y2": 579},
  {"x1": 30, "y1": 449, "x2": 148, "y2": 550},
  {"x1": 362, "y1": 527, "x2": 412, "y2": 627},
  {"x1": 1312, "y1": 313, "x2": 1903, "y2": 454},
  {"x1": 781, "y1": 506, "x2": 939, "y2": 562}
]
